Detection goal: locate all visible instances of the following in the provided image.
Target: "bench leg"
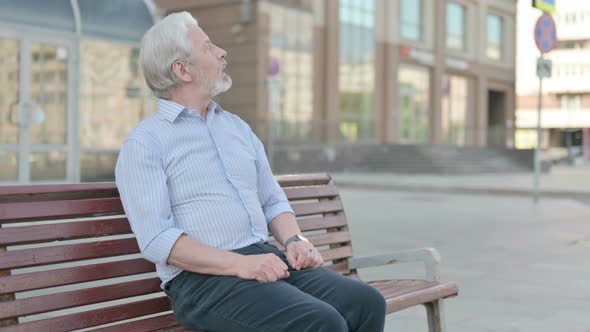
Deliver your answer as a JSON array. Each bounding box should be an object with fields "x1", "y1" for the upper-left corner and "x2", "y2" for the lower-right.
[{"x1": 425, "y1": 300, "x2": 445, "y2": 332}]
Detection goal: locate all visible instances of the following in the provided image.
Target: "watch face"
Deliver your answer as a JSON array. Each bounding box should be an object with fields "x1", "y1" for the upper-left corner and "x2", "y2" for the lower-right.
[
  {"x1": 297, "y1": 234, "x2": 309, "y2": 242},
  {"x1": 285, "y1": 234, "x2": 309, "y2": 248}
]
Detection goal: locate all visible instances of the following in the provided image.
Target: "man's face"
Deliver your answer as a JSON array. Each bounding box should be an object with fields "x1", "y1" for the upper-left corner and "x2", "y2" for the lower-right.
[{"x1": 185, "y1": 24, "x2": 232, "y2": 96}]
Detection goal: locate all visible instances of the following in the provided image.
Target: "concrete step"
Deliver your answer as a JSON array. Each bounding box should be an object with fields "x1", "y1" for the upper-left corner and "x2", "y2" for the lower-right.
[{"x1": 271, "y1": 144, "x2": 536, "y2": 174}]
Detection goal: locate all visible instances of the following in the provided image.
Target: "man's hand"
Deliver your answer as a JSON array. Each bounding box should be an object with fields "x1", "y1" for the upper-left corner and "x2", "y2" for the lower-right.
[
  {"x1": 286, "y1": 241, "x2": 324, "y2": 271},
  {"x1": 236, "y1": 254, "x2": 290, "y2": 282}
]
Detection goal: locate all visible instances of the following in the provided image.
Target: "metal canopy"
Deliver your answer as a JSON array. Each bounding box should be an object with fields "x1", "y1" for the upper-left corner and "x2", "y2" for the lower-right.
[{"x1": 0, "y1": 0, "x2": 160, "y2": 44}]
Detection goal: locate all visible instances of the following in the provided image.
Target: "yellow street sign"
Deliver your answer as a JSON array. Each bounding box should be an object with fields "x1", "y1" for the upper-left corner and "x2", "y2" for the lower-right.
[{"x1": 532, "y1": 0, "x2": 556, "y2": 13}]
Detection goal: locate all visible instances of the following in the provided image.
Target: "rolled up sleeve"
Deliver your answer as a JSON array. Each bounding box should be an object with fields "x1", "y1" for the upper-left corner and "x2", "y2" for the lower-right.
[
  {"x1": 115, "y1": 139, "x2": 184, "y2": 265},
  {"x1": 250, "y1": 131, "x2": 295, "y2": 224}
]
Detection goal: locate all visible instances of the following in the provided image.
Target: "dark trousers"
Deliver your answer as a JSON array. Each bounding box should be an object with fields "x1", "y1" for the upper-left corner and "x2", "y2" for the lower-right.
[{"x1": 164, "y1": 242, "x2": 386, "y2": 332}]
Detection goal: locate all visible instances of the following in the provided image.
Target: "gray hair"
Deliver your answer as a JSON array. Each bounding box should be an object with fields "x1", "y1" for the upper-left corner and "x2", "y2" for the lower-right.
[{"x1": 140, "y1": 12, "x2": 198, "y2": 98}]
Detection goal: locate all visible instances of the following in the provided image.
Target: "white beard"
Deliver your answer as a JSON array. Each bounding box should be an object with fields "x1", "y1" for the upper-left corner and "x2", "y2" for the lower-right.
[
  {"x1": 210, "y1": 73, "x2": 232, "y2": 97},
  {"x1": 195, "y1": 63, "x2": 232, "y2": 97}
]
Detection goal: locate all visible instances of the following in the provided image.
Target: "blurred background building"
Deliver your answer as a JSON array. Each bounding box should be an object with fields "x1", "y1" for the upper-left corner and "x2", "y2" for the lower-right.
[
  {"x1": 0, "y1": 0, "x2": 158, "y2": 184},
  {"x1": 1, "y1": 0, "x2": 530, "y2": 184},
  {"x1": 157, "y1": 0, "x2": 517, "y2": 148},
  {"x1": 158, "y1": 0, "x2": 525, "y2": 174},
  {"x1": 516, "y1": 0, "x2": 590, "y2": 165}
]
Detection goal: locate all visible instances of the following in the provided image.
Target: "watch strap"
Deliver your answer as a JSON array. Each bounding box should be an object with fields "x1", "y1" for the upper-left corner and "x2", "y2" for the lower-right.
[{"x1": 284, "y1": 234, "x2": 303, "y2": 248}]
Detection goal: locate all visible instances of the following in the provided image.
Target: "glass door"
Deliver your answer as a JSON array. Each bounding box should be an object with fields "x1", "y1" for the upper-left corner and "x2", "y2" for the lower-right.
[
  {"x1": 0, "y1": 32, "x2": 75, "y2": 184},
  {"x1": 400, "y1": 87, "x2": 417, "y2": 144},
  {"x1": 398, "y1": 65, "x2": 430, "y2": 144}
]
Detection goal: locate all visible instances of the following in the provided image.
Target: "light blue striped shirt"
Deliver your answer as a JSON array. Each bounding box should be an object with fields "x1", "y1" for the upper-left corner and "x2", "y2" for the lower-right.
[{"x1": 115, "y1": 99, "x2": 294, "y2": 288}]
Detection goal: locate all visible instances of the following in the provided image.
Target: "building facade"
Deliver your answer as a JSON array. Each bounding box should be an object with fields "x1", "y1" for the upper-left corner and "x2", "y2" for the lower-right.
[
  {"x1": 0, "y1": 1, "x2": 158, "y2": 184},
  {"x1": 157, "y1": 0, "x2": 517, "y2": 148},
  {"x1": 516, "y1": 0, "x2": 590, "y2": 162},
  {"x1": 0, "y1": 0, "x2": 519, "y2": 184}
]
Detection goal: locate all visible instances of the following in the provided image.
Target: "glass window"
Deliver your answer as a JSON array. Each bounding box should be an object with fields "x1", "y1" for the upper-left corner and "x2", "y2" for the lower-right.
[
  {"x1": 0, "y1": 151, "x2": 18, "y2": 181},
  {"x1": 29, "y1": 43, "x2": 68, "y2": 145},
  {"x1": 401, "y1": 0, "x2": 422, "y2": 41},
  {"x1": 266, "y1": 3, "x2": 314, "y2": 144},
  {"x1": 486, "y1": 14, "x2": 503, "y2": 60},
  {"x1": 79, "y1": 39, "x2": 156, "y2": 181},
  {"x1": 399, "y1": 65, "x2": 430, "y2": 144},
  {"x1": 339, "y1": 0, "x2": 376, "y2": 142},
  {"x1": 30, "y1": 151, "x2": 66, "y2": 181},
  {"x1": 0, "y1": 38, "x2": 20, "y2": 146},
  {"x1": 441, "y1": 75, "x2": 468, "y2": 145},
  {"x1": 80, "y1": 151, "x2": 118, "y2": 182},
  {"x1": 561, "y1": 95, "x2": 582, "y2": 110},
  {"x1": 446, "y1": 2, "x2": 466, "y2": 50}
]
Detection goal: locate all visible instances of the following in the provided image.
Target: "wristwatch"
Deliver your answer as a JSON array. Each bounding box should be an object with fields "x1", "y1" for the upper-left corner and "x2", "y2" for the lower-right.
[{"x1": 284, "y1": 234, "x2": 309, "y2": 248}]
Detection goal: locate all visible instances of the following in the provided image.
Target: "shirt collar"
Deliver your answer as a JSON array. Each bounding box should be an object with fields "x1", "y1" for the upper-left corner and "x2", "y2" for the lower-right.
[{"x1": 157, "y1": 99, "x2": 222, "y2": 122}]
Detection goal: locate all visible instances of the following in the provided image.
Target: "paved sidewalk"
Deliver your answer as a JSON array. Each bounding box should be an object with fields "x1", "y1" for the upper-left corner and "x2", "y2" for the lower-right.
[
  {"x1": 331, "y1": 165, "x2": 590, "y2": 199},
  {"x1": 339, "y1": 187, "x2": 590, "y2": 332}
]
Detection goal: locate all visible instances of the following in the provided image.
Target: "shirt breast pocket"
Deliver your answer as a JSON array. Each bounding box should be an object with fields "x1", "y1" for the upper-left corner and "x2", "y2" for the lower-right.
[{"x1": 226, "y1": 138, "x2": 258, "y2": 190}]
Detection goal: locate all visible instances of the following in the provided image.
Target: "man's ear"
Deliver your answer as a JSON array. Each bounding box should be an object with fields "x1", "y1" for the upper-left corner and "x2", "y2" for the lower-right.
[{"x1": 171, "y1": 61, "x2": 193, "y2": 83}]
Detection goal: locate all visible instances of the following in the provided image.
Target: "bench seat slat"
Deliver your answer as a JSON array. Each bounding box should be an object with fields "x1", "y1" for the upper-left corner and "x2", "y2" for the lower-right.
[
  {"x1": 275, "y1": 173, "x2": 331, "y2": 187},
  {"x1": 92, "y1": 313, "x2": 186, "y2": 332},
  {"x1": 305, "y1": 231, "x2": 351, "y2": 247},
  {"x1": 0, "y1": 198, "x2": 123, "y2": 223},
  {"x1": 0, "y1": 278, "x2": 162, "y2": 320},
  {"x1": 291, "y1": 200, "x2": 343, "y2": 217},
  {"x1": 297, "y1": 215, "x2": 348, "y2": 232},
  {"x1": 0, "y1": 296, "x2": 171, "y2": 332},
  {"x1": 389, "y1": 282, "x2": 458, "y2": 312},
  {"x1": 283, "y1": 185, "x2": 339, "y2": 201},
  {"x1": 0, "y1": 174, "x2": 332, "y2": 198},
  {"x1": 0, "y1": 238, "x2": 139, "y2": 270},
  {"x1": 373, "y1": 280, "x2": 438, "y2": 298},
  {"x1": 324, "y1": 262, "x2": 350, "y2": 274},
  {"x1": 0, "y1": 218, "x2": 131, "y2": 246},
  {"x1": 0, "y1": 215, "x2": 347, "y2": 248},
  {"x1": 0, "y1": 258, "x2": 154, "y2": 295},
  {"x1": 0, "y1": 183, "x2": 116, "y2": 197},
  {"x1": 93, "y1": 279, "x2": 458, "y2": 331},
  {"x1": 320, "y1": 246, "x2": 353, "y2": 262},
  {"x1": 369, "y1": 280, "x2": 459, "y2": 313},
  {"x1": 0, "y1": 240, "x2": 352, "y2": 271}
]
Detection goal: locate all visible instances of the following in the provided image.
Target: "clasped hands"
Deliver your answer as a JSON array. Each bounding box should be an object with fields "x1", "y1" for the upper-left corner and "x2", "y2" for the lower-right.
[
  {"x1": 285, "y1": 240, "x2": 324, "y2": 271},
  {"x1": 236, "y1": 241, "x2": 324, "y2": 283}
]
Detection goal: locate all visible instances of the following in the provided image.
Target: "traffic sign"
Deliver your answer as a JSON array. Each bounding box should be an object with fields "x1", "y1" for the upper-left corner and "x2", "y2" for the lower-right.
[
  {"x1": 268, "y1": 56, "x2": 281, "y2": 76},
  {"x1": 534, "y1": 13, "x2": 557, "y2": 54},
  {"x1": 532, "y1": 0, "x2": 556, "y2": 14}
]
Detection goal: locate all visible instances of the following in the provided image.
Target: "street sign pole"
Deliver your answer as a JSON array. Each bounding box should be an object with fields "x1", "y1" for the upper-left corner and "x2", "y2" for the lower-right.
[
  {"x1": 534, "y1": 55, "x2": 544, "y2": 204},
  {"x1": 532, "y1": 12, "x2": 557, "y2": 204}
]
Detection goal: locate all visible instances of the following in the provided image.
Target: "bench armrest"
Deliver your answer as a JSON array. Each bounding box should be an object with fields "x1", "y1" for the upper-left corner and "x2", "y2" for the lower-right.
[{"x1": 348, "y1": 248, "x2": 441, "y2": 282}]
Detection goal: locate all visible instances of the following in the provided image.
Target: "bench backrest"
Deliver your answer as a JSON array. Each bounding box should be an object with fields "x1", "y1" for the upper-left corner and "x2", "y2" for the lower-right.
[{"x1": 0, "y1": 173, "x2": 352, "y2": 331}]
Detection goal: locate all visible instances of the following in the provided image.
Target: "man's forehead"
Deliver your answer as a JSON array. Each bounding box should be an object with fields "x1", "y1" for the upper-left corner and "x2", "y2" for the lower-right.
[{"x1": 186, "y1": 24, "x2": 208, "y2": 42}]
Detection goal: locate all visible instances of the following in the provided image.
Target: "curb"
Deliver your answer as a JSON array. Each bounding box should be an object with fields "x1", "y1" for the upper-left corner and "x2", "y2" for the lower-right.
[{"x1": 334, "y1": 181, "x2": 590, "y2": 200}]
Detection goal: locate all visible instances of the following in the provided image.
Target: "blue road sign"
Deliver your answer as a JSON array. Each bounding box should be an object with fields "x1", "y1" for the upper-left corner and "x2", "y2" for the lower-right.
[{"x1": 534, "y1": 13, "x2": 557, "y2": 53}]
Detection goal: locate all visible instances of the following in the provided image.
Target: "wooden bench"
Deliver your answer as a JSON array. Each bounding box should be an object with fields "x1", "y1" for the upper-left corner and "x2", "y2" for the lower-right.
[{"x1": 0, "y1": 173, "x2": 458, "y2": 332}]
